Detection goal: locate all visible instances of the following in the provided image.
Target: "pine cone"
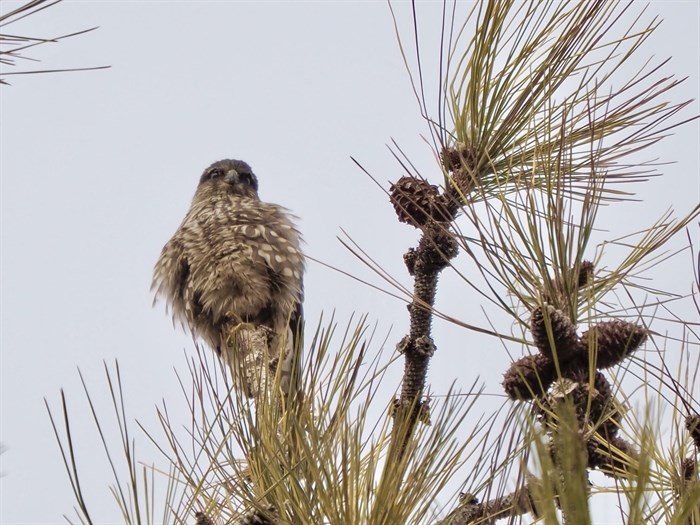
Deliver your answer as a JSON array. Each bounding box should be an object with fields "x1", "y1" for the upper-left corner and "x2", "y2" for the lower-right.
[
  {"x1": 572, "y1": 372, "x2": 620, "y2": 437},
  {"x1": 530, "y1": 305, "x2": 583, "y2": 362},
  {"x1": 588, "y1": 435, "x2": 637, "y2": 478},
  {"x1": 577, "y1": 260, "x2": 594, "y2": 288},
  {"x1": 390, "y1": 176, "x2": 449, "y2": 227},
  {"x1": 537, "y1": 371, "x2": 620, "y2": 439},
  {"x1": 450, "y1": 168, "x2": 475, "y2": 198},
  {"x1": 580, "y1": 320, "x2": 647, "y2": 369},
  {"x1": 574, "y1": 372, "x2": 613, "y2": 422},
  {"x1": 440, "y1": 143, "x2": 478, "y2": 173},
  {"x1": 680, "y1": 457, "x2": 696, "y2": 482},
  {"x1": 440, "y1": 146, "x2": 463, "y2": 172},
  {"x1": 441, "y1": 142, "x2": 480, "y2": 207},
  {"x1": 589, "y1": 373, "x2": 623, "y2": 439},
  {"x1": 686, "y1": 413, "x2": 700, "y2": 448},
  {"x1": 503, "y1": 354, "x2": 556, "y2": 400},
  {"x1": 195, "y1": 512, "x2": 215, "y2": 525}
]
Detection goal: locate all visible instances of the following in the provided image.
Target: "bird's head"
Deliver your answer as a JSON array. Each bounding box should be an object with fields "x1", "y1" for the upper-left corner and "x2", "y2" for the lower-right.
[{"x1": 198, "y1": 159, "x2": 259, "y2": 199}]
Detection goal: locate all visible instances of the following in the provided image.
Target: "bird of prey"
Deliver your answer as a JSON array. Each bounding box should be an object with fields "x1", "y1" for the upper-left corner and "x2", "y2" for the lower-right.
[{"x1": 152, "y1": 159, "x2": 304, "y2": 397}]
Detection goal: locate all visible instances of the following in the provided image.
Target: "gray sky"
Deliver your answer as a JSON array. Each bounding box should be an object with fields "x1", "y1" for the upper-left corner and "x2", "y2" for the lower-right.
[{"x1": 1, "y1": 1, "x2": 698, "y2": 524}]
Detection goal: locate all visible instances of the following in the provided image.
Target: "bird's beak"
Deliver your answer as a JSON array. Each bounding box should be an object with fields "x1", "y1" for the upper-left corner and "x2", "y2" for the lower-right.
[{"x1": 223, "y1": 169, "x2": 239, "y2": 185}]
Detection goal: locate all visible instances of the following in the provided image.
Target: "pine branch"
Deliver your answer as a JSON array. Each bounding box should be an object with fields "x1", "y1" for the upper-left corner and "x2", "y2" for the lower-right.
[
  {"x1": 435, "y1": 485, "x2": 534, "y2": 525},
  {"x1": 392, "y1": 222, "x2": 458, "y2": 444}
]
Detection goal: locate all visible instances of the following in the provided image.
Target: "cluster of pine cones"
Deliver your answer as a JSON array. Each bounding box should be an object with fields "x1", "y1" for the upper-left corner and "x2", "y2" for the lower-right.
[
  {"x1": 388, "y1": 143, "x2": 480, "y2": 228},
  {"x1": 502, "y1": 286, "x2": 649, "y2": 476},
  {"x1": 503, "y1": 305, "x2": 648, "y2": 401},
  {"x1": 387, "y1": 147, "x2": 700, "y2": 483}
]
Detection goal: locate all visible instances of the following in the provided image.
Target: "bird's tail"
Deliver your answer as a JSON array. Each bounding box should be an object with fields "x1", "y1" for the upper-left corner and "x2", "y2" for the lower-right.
[{"x1": 278, "y1": 302, "x2": 304, "y2": 403}]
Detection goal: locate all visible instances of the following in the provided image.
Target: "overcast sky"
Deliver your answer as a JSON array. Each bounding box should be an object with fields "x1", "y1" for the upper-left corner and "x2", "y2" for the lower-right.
[{"x1": 1, "y1": 1, "x2": 698, "y2": 524}]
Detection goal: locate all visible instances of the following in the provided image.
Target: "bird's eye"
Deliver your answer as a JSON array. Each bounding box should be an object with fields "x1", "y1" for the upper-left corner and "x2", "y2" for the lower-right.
[
  {"x1": 208, "y1": 168, "x2": 224, "y2": 179},
  {"x1": 239, "y1": 172, "x2": 253, "y2": 185}
]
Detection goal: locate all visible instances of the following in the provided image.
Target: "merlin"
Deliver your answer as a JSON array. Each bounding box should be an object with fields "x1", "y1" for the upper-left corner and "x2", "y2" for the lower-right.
[{"x1": 152, "y1": 159, "x2": 304, "y2": 397}]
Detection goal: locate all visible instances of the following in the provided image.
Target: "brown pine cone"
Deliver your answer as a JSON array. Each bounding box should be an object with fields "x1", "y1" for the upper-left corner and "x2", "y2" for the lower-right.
[
  {"x1": 530, "y1": 305, "x2": 584, "y2": 362},
  {"x1": 540, "y1": 371, "x2": 620, "y2": 438},
  {"x1": 577, "y1": 260, "x2": 594, "y2": 287},
  {"x1": 686, "y1": 413, "x2": 700, "y2": 448},
  {"x1": 195, "y1": 512, "x2": 215, "y2": 525},
  {"x1": 587, "y1": 435, "x2": 637, "y2": 478},
  {"x1": 580, "y1": 320, "x2": 647, "y2": 369},
  {"x1": 681, "y1": 456, "x2": 696, "y2": 482},
  {"x1": 390, "y1": 176, "x2": 452, "y2": 226},
  {"x1": 440, "y1": 143, "x2": 478, "y2": 173},
  {"x1": 441, "y1": 142, "x2": 480, "y2": 207},
  {"x1": 503, "y1": 353, "x2": 557, "y2": 400}
]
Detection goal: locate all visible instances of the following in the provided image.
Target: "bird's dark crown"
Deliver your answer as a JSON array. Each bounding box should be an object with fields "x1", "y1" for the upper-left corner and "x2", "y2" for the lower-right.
[{"x1": 199, "y1": 159, "x2": 259, "y2": 195}]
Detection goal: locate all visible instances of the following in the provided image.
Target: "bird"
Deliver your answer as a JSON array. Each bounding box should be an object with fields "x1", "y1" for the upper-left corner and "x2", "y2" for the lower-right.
[{"x1": 152, "y1": 159, "x2": 304, "y2": 398}]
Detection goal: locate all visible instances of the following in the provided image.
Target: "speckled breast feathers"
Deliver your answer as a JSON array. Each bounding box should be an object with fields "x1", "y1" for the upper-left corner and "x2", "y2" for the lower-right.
[{"x1": 152, "y1": 160, "x2": 304, "y2": 381}]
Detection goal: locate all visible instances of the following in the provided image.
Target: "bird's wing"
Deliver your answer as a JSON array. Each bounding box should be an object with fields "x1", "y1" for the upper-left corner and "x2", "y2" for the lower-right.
[{"x1": 152, "y1": 237, "x2": 190, "y2": 320}]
